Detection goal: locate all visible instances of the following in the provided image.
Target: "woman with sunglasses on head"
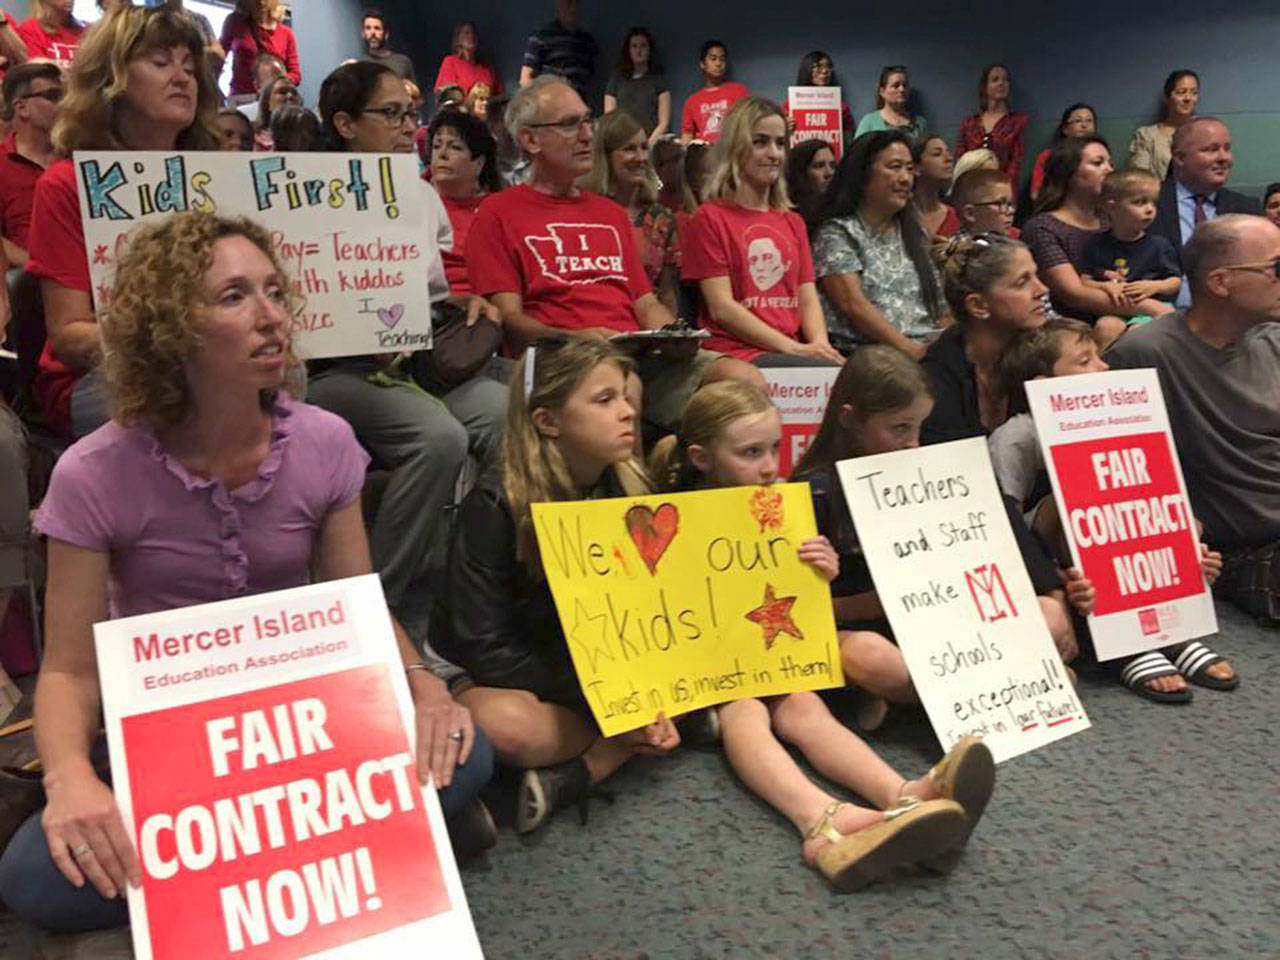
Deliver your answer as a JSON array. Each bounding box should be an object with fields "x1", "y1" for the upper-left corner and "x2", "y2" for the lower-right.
[
  {"x1": 309, "y1": 60, "x2": 507, "y2": 622},
  {"x1": 954, "y1": 64, "x2": 1027, "y2": 186}
]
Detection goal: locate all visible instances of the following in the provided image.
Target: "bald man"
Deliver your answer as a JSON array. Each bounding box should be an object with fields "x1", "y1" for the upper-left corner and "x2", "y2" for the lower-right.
[{"x1": 1108, "y1": 214, "x2": 1280, "y2": 625}]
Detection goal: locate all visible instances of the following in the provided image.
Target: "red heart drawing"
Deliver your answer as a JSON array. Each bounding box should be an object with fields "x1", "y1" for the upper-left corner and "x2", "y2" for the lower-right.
[{"x1": 625, "y1": 503, "x2": 679, "y2": 575}]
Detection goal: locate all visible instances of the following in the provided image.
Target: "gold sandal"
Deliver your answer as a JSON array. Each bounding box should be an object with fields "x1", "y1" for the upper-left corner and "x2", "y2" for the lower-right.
[
  {"x1": 912, "y1": 736, "x2": 995, "y2": 873},
  {"x1": 806, "y1": 796, "x2": 968, "y2": 892}
]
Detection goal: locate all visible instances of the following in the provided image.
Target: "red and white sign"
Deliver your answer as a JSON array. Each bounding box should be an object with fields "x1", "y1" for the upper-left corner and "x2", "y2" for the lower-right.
[
  {"x1": 95, "y1": 576, "x2": 482, "y2": 960},
  {"x1": 760, "y1": 366, "x2": 839, "y2": 477},
  {"x1": 1026, "y1": 369, "x2": 1217, "y2": 660},
  {"x1": 787, "y1": 87, "x2": 843, "y2": 158}
]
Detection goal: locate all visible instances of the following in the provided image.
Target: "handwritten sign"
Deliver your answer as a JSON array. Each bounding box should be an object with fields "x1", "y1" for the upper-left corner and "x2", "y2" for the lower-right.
[
  {"x1": 760, "y1": 366, "x2": 839, "y2": 478},
  {"x1": 95, "y1": 576, "x2": 481, "y2": 960},
  {"x1": 532, "y1": 484, "x2": 842, "y2": 737},
  {"x1": 74, "y1": 151, "x2": 434, "y2": 359},
  {"x1": 788, "y1": 86, "x2": 843, "y2": 158},
  {"x1": 1025, "y1": 369, "x2": 1217, "y2": 660},
  {"x1": 837, "y1": 438, "x2": 1089, "y2": 763}
]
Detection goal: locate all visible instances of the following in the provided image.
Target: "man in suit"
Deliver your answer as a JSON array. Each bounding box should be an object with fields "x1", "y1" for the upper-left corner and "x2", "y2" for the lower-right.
[{"x1": 1151, "y1": 116, "x2": 1258, "y2": 305}]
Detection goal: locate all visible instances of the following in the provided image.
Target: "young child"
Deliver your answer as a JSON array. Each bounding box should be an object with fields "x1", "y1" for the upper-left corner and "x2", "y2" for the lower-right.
[
  {"x1": 992, "y1": 321, "x2": 1237, "y2": 703},
  {"x1": 432, "y1": 338, "x2": 681, "y2": 834},
  {"x1": 680, "y1": 40, "x2": 749, "y2": 144},
  {"x1": 949, "y1": 168, "x2": 1019, "y2": 238},
  {"x1": 652, "y1": 381, "x2": 993, "y2": 890},
  {"x1": 1080, "y1": 169, "x2": 1181, "y2": 346}
]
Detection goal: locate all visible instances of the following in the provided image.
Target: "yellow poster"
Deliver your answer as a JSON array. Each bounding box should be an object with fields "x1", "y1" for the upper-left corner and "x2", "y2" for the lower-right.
[{"x1": 532, "y1": 483, "x2": 842, "y2": 737}]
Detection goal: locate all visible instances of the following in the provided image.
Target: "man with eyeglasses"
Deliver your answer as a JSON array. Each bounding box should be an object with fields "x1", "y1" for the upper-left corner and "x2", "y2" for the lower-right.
[
  {"x1": 0, "y1": 61, "x2": 60, "y2": 269},
  {"x1": 1107, "y1": 214, "x2": 1280, "y2": 624},
  {"x1": 467, "y1": 76, "x2": 764, "y2": 430}
]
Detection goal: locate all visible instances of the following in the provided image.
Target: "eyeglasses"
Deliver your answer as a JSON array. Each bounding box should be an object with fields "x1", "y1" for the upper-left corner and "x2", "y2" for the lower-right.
[
  {"x1": 18, "y1": 88, "x2": 63, "y2": 104},
  {"x1": 1219, "y1": 258, "x2": 1280, "y2": 279},
  {"x1": 359, "y1": 105, "x2": 419, "y2": 128},
  {"x1": 528, "y1": 112, "x2": 593, "y2": 136},
  {"x1": 972, "y1": 199, "x2": 1015, "y2": 212}
]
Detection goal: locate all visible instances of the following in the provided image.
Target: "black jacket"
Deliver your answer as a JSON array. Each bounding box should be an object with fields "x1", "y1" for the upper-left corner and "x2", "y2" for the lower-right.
[{"x1": 1150, "y1": 175, "x2": 1258, "y2": 263}]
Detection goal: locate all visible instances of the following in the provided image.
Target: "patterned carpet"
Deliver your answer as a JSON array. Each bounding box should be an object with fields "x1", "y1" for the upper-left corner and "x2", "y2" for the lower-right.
[{"x1": 1, "y1": 600, "x2": 1278, "y2": 959}]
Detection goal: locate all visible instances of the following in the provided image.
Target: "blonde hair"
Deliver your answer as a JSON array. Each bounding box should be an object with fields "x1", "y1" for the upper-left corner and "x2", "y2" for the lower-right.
[
  {"x1": 580, "y1": 109, "x2": 660, "y2": 204},
  {"x1": 504, "y1": 339, "x2": 647, "y2": 578},
  {"x1": 706, "y1": 96, "x2": 791, "y2": 210},
  {"x1": 31, "y1": 0, "x2": 79, "y2": 27},
  {"x1": 650, "y1": 380, "x2": 775, "y2": 492},
  {"x1": 53, "y1": 4, "x2": 222, "y2": 155},
  {"x1": 235, "y1": 0, "x2": 286, "y2": 23},
  {"x1": 101, "y1": 212, "x2": 302, "y2": 430},
  {"x1": 950, "y1": 148, "x2": 998, "y2": 186},
  {"x1": 1102, "y1": 167, "x2": 1159, "y2": 202}
]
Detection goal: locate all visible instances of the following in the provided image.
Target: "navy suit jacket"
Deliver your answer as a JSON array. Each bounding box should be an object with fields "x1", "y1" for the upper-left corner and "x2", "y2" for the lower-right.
[{"x1": 1151, "y1": 174, "x2": 1259, "y2": 264}]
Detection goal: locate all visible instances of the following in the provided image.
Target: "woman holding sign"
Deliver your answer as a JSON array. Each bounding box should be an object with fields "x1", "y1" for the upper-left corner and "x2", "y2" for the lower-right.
[
  {"x1": 434, "y1": 338, "x2": 686, "y2": 835},
  {"x1": 0, "y1": 213, "x2": 495, "y2": 932},
  {"x1": 652, "y1": 380, "x2": 993, "y2": 890},
  {"x1": 25, "y1": 3, "x2": 222, "y2": 440}
]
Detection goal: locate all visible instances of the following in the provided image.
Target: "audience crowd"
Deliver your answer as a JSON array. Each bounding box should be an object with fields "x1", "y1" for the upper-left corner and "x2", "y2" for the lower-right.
[{"x1": 0, "y1": 0, "x2": 1275, "y2": 938}]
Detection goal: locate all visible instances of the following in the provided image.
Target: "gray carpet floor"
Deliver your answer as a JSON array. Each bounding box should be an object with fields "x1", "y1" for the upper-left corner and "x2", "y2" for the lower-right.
[{"x1": 1, "y1": 600, "x2": 1277, "y2": 959}]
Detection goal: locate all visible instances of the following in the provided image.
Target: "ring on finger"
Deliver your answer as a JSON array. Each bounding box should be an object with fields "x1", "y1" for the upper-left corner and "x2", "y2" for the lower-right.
[
  {"x1": 70, "y1": 843, "x2": 92, "y2": 859},
  {"x1": 448, "y1": 730, "x2": 463, "y2": 742}
]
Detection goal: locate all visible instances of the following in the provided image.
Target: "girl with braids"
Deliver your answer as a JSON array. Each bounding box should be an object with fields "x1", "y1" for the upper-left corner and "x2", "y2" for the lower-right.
[
  {"x1": 650, "y1": 380, "x2": 993, "y2": 891},
  {"x1": 432, "y1": 339, "x2": 681, "y2": 835}
]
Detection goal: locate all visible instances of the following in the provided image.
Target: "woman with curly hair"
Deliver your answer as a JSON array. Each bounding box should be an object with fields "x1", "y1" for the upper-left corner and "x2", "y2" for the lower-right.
[
  {"x1": 0, "y1": 212, "x2": 495, "y2": 932},
  {"x1": 26, "y1": 3, "x2": 222, "y2": 439}
]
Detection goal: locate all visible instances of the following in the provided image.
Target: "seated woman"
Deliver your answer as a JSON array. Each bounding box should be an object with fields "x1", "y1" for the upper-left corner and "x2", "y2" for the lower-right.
[
  {"x1": 918, "y1": 234, "x2": 1079, "y2": 663},
  {"x1": 1021, "y1": 137, "x2": 1144, "y2": 344},
  {"x1": 912, "y1": 134, "x2": 958, "y2": 237},
  {"x1": 581, "y1": 109, "x2": 681, "y2": 315},
  {"x1": 682, "y1": 96, "x2": 842, "y2": 366},
  {"x1": 1030, "y1": 103, "x2": 1095, "y2": 203},
  {"x1": 785, "y1": 138, "x2": 837, "y2": 226},
  {"x1": 811, "y1": 130, "x2": 947, "y2": 359},
  {"x1": 309, "y1": 60, "x2": 507, "y2": 614},
  {"x1": 953, "y1": 64, "x2": 1027, "y2": 186},
  {"x1": 427, "y1": 108, "x2": 502, "y2": 299},
  {"x1": 0, "y1": 213, "x2": 493, "y2": 934},
  {"x1": 433, "y1": 338, "x2": 681, "y2": 834},
  {"x1": 854, "y1": 66, "x2": 926, "y2": 143},
  {"x1": 252, "y1": 73, "x2": 302, "y2": 150},
  {"x1": 1126, "y1": 70, "x2": 1199, "y2": 180},
  {"x1": 652, "y1": 380, "x2": 993, "y2": 889},
  {"x1": 27, "y1": 3, "x2": 223, "y2": 440}
]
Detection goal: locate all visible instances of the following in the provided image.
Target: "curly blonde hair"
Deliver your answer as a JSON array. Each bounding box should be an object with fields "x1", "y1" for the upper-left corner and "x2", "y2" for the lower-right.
[
  {"x1": 53, "y1": 4, "x2": 222, "y2": 155},
  {"x1": 101, "y1": 213, "x2": 302, "y2": 430}
]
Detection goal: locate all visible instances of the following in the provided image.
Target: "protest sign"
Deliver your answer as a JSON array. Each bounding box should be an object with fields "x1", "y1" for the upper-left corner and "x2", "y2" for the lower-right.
[
  {"x1": 74, "y1": 151, "x2": 433, "y2": 360},
  {"x1": 837, "y1": 437, "x2": 1089, "y2": 763},
  {"x1": 1025, "y1": 369, "x2": 1216, "y2": 661},
  {"x1": 95, "y1": 575, "x2": 481, "y2": 960},
  {"x1": 787, "y1": 87, "x2": 843, "y2": 157},
  {"x1": 760, "y1": 366, "x2": 839, "y2": 477},
  {"x1": 532, "y1": 484, "x2": 841, "y2": 737}
]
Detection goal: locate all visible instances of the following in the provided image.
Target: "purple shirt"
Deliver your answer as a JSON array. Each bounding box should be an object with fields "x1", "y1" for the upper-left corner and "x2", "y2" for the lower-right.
[{"x1": 35, "y1": 396, "x2": 369, "y2": 618}]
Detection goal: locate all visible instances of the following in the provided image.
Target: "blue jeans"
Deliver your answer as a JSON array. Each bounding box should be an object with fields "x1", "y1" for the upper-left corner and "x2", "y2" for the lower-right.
[{"x1": 0, "y1": 728, "x2": 495, "y2": 933}]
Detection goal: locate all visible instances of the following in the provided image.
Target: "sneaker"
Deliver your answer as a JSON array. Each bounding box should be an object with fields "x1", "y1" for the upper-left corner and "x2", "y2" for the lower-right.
[
  {"x1": 516, "y1": 758, "x2": 591, "y2": 834},
  {"x1": 446, "y1": 797, "x2": 497, "y2": 860},
  {"x1": 674, "y1": 708, "x2": 721, "y2": 748}
]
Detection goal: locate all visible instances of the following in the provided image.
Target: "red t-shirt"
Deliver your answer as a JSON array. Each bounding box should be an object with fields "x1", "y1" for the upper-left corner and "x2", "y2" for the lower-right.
[
  {"x1": 681, "y1": 200, "x2": 814, "y2": 360},
  {"x1": 433, "y1": 55, "x2": 502, "y2": 96},
  {"x1": 16, "y1": 18, "x2": 84, "y2": 68},
  {"x1": 220, "y1": 13, "x2": 301, "y2": 96},
  {"x1": 0, "y1": 135, "x2": 45, "y2": 250},
  {"x1": 440, "y1": 193, "x2": 484, "y2": 296},
  {"x1": 938, "y1": 205, "x2": 962, "y2": 238},
  {"x1": 467, "y1": 185, "x2": 652, "y2": 335},
  {"x1": 27, "y1": 159, "x2": 91, "y2": 435},
  {"x1": 681, "y1": 82, "x2": 749, "y2": 142}
]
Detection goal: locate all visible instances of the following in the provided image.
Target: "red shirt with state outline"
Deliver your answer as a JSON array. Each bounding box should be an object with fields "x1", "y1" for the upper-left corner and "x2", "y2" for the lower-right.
[
  {"x1": 682, "y1": 200, "x2": 814, "y2": 360},
  {"x1": 466, "y1": 185, "x2": 652, "y2": 334},
  {"x1": 681, "y1": 82, "x2": 750, "y2": 142},
  {"x1": 16, "y1": 18, "x2": 84, "y2": 68}
]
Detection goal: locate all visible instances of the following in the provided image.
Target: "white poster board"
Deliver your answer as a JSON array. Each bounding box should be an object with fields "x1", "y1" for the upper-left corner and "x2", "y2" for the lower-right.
[
  {"x1": 74, "y1": 151, "x2": 433, "y2": 359},
  {"x1": 759, "y1": 366, "x2": 840, "y2": 477},
  {"x1": 95, "y1": 576, "x2": 481, "y2": 960},
  {"x1": 787, "y1": 86, "x2": 843, "y2": 157},
  {"x1": 1025, "y1": 369, "x2": 1217, "y2": 660},
  {"x1": 837, "y1": 437, "x2": 1089, "y2": 763}
]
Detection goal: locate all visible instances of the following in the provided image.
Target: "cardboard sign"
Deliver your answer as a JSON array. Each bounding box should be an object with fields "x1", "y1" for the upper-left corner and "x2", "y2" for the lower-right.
[
  {"x1": 788, "y1": 86, "x2": 843, "y2": 158},
  {"x1": 95, "y1": 576, "x2": 481, "y2": 960},
  {"x1": 1025, "y1": 369, "x2": 1217, "y2": 660},
  {"x1": 760, "y1": 366, "x2": 839, "y2": 477},
  {"x1": 837, "y1": 438, "x2": 1089, "y2": 763},
  {"x1": 532, "y1": 485, "x2": 842, "y2": 737},
  {"x1": 74, "y1": 151, "x2": 434, "y2": 360}
]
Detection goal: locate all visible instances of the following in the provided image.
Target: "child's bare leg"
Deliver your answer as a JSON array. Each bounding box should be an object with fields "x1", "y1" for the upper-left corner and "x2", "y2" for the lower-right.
[{"x1": 839, "y1": 630, "x2": 916, "y2": 702}]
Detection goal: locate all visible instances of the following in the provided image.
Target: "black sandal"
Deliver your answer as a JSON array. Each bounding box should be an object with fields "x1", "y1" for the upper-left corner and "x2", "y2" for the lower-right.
[
  {"x1": 1172, "y1": 641, "x2": 1240, "y2": 691},
  {"x1": 1120, "y1": 651, "x2": 1193, "y2": 704}
]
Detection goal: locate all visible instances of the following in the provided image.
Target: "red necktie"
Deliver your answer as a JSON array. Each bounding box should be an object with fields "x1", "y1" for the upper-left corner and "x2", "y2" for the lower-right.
[{"x1": 1193, "y1": 194, "x2": 1208, "y2": 225}]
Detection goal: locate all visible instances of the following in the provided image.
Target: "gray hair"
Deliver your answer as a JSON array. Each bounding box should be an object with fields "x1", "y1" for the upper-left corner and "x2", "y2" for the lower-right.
[
  {"x1": 1182, "y1": 214, "x2": 1254, "y2": 291},
  {"x1": 505, "y1": 74, "x2": 572, "y2": 143}
]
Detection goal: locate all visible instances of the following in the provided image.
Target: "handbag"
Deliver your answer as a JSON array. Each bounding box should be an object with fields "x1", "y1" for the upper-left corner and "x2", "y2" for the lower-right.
[{"x1": 410, "y1": 301, "x2": 503, "y2": 395}]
